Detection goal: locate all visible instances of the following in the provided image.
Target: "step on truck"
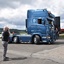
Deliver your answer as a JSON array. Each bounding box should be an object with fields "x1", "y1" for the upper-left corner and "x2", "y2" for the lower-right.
[{"x1": 9, "y1": 9, "x2": 60, "y2": 44}]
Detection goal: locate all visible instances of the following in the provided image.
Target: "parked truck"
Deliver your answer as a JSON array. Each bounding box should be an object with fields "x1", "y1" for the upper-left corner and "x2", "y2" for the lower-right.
[{"x1": 9, "y1": 9, "x2": 60, "y2": 44}]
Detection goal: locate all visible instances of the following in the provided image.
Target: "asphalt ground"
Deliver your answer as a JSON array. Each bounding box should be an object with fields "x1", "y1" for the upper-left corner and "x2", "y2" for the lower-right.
[{"x1": 0, "y1": 39, "x2": 64, "y2": 64}]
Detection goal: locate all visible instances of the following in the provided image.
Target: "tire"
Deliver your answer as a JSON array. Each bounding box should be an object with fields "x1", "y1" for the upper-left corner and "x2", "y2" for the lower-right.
[
  {"x1": 13, "y1": 36, "x2": 19, "y2": 44},
  {"x1": 33, "y1": 35, "x2": 40, "y2": 44}
]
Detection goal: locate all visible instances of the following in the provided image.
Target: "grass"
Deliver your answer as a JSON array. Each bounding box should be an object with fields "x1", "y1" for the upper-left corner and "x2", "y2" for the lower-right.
[
  {"x1": 59, "y1": 33, "x2": 64, "y2": 39},
  {"x1": 20, "y1": 32, "x2": 28, "y2": 35}
]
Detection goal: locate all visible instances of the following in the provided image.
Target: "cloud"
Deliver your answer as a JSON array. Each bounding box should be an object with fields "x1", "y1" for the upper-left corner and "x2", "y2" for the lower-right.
[
  {"x1": 0, "y1": 4, "x2": 34, "y2": 29},
  {"x1": 0, "y1": 4, "x2": 34, "y2": 19},
  {"x1": 33, "y1": 0, "x2": 61, "y2": 16},
  {"x1": 0, "y1": 0, "x2": 34, "y2": 8},
  {"x1": 0, "y1": 0, "x2": 20, "y2": 8},
  {"x1": 0, "y1": 0, "x2": 64, "y2": 29},
  {"x1": 0, "y1": 21, "x2": 25, "y2": 30}
]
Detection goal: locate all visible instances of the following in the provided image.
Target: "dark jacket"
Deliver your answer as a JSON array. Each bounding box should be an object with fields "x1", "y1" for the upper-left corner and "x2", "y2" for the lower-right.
[{"x1": 2, "y1": 31, "x2": 9, "y2": 41}]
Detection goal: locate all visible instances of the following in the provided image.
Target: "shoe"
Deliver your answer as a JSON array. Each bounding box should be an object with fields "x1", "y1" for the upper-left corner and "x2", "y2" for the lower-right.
[
  {"x1": 3, "y1": 58, "x2": 7, "y2": 61},
  {"x1": 3, "y1": 57, "x2": 9, "y2": 61}
]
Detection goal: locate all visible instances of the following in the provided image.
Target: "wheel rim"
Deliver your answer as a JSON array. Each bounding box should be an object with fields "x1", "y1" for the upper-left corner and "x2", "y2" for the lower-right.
[
  {"x1": 34, "y1": 37, "x2": 37, "y2": 44},
  {"x1": 13, "y1": 37, "x2": 17, "y2": 43}
]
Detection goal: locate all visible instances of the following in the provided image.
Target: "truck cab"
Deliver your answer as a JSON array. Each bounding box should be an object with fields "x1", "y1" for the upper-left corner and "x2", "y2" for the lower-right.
[{"x1": 26, "y1": 9, "x2": 60, "y2": 44}]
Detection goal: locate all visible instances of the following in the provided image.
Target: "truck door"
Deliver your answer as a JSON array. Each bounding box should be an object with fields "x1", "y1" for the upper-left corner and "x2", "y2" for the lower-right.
[
  {"x1": 54, "y1": 16, "x2": 60, "y2": 31},
  {"x1": 37, "y1": 18, "x2": 46, "y2": 34}
]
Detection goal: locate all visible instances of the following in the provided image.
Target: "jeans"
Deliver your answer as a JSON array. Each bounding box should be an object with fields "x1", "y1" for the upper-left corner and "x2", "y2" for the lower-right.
[{"x1": 2, "y1": 41, "x2": 8, "y2": 59}]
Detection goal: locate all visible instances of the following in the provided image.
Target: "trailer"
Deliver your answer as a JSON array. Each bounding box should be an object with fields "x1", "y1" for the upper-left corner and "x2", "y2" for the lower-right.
[{"x1": 9, "y1": 9, "x2": 60, "y2": 44}]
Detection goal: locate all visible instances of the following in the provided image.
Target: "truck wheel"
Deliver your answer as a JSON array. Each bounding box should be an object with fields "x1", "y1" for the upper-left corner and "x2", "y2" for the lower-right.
[
  {"x1": 33, "y1": 35, "x2": 40, "y2": 44},
  {"x1": 13, "y1": 37, "x2": 19, "y2": 44}
]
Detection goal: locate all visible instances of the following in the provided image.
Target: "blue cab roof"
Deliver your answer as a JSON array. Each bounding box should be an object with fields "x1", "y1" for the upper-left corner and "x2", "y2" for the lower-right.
[{"x1": 27, "y1": 9, "x2": 55, "y2": 18}]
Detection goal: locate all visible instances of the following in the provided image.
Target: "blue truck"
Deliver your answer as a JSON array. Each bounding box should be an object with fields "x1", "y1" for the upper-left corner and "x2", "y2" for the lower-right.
[{"x1": 9, "y1": 9, "x2": 60, "y2": 44}]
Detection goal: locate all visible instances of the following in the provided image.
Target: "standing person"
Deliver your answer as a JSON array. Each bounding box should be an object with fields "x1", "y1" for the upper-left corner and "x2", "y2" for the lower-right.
[{"x1": 2, "y1": 27, "x2": 10, "y2": 61}]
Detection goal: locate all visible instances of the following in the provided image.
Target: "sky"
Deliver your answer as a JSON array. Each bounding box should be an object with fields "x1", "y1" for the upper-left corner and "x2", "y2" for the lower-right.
[{"x1": 0, "y1": 0, "x2": 64, "y2": 30}]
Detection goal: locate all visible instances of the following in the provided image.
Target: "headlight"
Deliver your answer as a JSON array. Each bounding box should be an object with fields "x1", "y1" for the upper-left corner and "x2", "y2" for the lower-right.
[{"x1": 46, "y1": 36, "x2": 50, "y2": 39}]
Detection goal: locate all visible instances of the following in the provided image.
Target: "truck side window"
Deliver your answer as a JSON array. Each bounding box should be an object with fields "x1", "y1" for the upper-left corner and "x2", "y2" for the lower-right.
[{"x1": 38, "y1": 19, "x2": 42, "y2": 24}]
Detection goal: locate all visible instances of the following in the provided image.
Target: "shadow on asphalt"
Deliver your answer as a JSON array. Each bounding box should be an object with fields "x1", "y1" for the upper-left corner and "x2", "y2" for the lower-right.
[
  {"x1": 40, "y1": 41, "x2": 64, "y2": 45},
  {"x1": 53, "y1": 42, "x2": 64, "y2": 45},
  {"x1": 0, "y1": 57, "x2": 27, "y2": 62},
  {"x1": 9, "y1": 42, "x2": 64, "y2": 45},
  {"x1": 9, "y1": 57, "x2": 27, "y2": 61}
]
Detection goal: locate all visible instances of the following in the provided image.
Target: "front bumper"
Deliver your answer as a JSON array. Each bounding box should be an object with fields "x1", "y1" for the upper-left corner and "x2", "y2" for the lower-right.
[{"x1": 42, "y1": 36, "x2": 51, "y2": 42}]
